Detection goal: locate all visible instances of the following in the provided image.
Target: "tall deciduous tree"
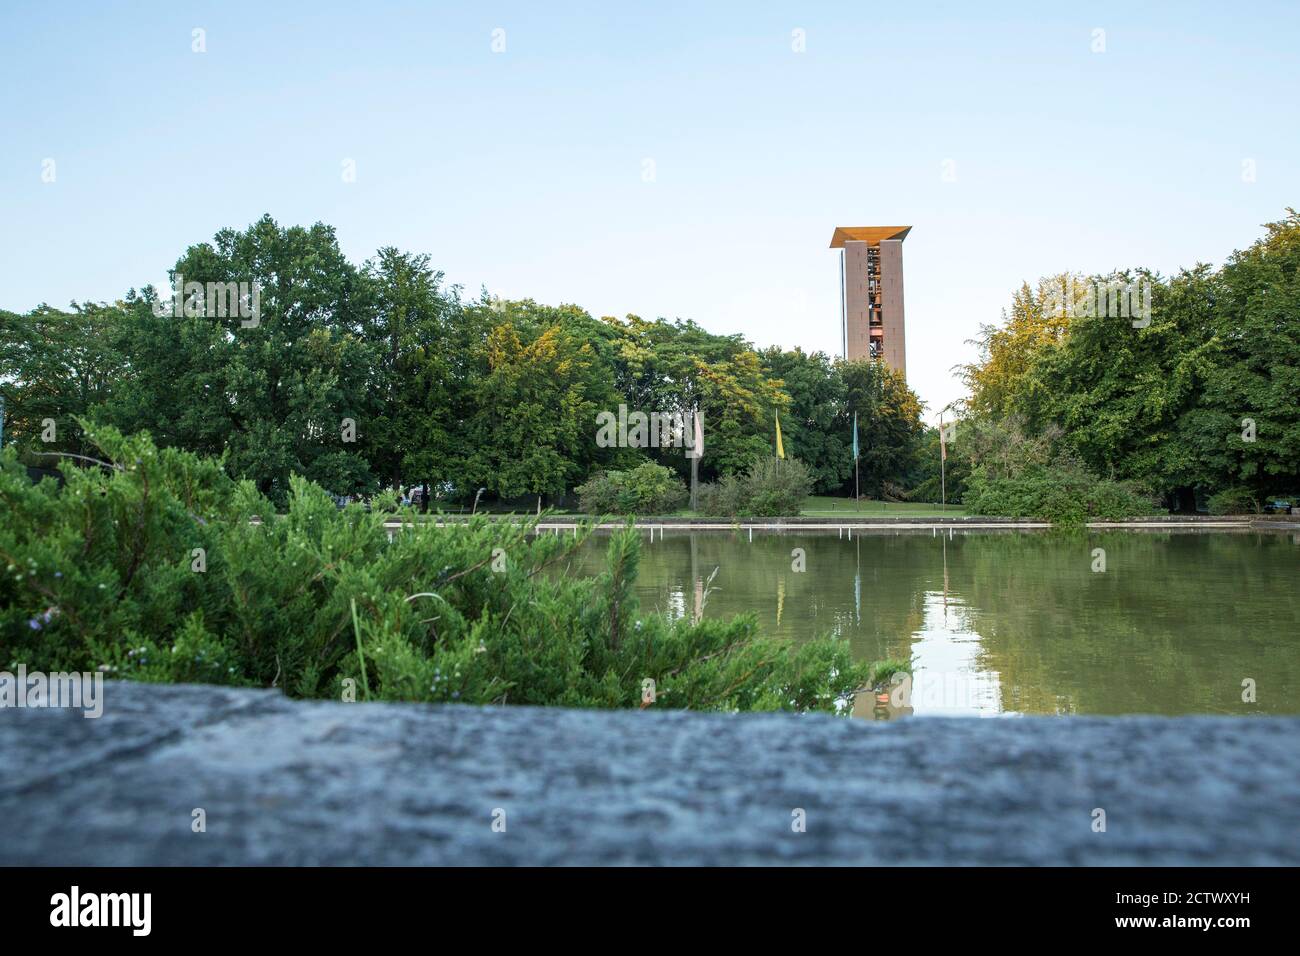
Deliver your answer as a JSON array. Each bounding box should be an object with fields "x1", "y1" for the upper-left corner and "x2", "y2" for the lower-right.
[
  {"x1": 0, "y1": 302, "x2": 127, "y2": 461},
  {"x1": 758, "y1": 347, "x2": 850, "y2": 494},
  {"x1": 839, "y1": 360, "x2": 925, "y2": 497},
  {"x1": 108, "y1": 216, "x2": 376, "y2": 504},
  {"x1": 359, "y1": 248, "x2": 461, "y2": 495}
]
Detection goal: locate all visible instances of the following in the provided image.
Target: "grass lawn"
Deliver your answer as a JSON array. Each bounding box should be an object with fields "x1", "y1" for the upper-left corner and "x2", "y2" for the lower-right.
[
  {"x1": 800, "y1": 496, "x2": 966, "y2": 518},
  {"x1": 629, "y1": 497, "x2": 967, "y2": 519},
  {"x1": 477, "y1": 496, "x2": 967, "y2": 519}
]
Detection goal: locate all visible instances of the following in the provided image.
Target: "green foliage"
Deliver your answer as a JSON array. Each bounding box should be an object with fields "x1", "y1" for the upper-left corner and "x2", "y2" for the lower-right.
[
  {"x1": 752, "y1": 350, "x2": 928, "y2": 498},
  {"x1": 574, "y1": 461, "x2": 688, "y2": 515},
  {"x1": 961, "y1": 210, "x2": 1300, "y2": 508},
  {"x1": 867, "y1": 659, "x2": 912, "y2": 688},
  {"x1": 755, "y1": 347, "x2": 849, "y2": 493},
  {"x1": 0, "y1": 303, "x2": 128, "y2": 463},
  {"x1": 698, "y1": 457, "x2": 813, "y2": 517},
  {"x1": 927, "y1": 412, "x2": 1158, "y2": 522},
  {"x1": 464, "y1": 320, "x2": 615, "y2": 499},
  {"x1": 1205, "y1": 487, "x2": 1259, "y2": 515},
  {"x1": 905, "y1": 426, "x2": 969, "y2": 503},
  {"x1": 696, "y1": 474, "x2": 743, "y2": 517},
  {"x1": 962, "y1": 467, "x2": 1157, "y2": 523},
  {"x1": 608, "y1": 316, "x2": 778, "y2": 480},
  {"x1": 88, "y1": 216, "x2": 378, "y2": 506},
  {"x1": 0, "y1": 427, "x2": 870, "y2": 713},
  {"x1": 838, "y1": 360, "x2": 927, "y2": 497},
  {"x1": 356, "y1": 247, "x2": 462, "y2": 492},
  {"x1": 111, "y1": 613, "x2": 246, "y2": 686}
]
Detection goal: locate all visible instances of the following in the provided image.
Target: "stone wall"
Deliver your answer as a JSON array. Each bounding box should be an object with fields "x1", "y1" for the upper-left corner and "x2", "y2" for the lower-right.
[{"x1": 2, "y1": 683, "x2": 1296, "y2": 865}]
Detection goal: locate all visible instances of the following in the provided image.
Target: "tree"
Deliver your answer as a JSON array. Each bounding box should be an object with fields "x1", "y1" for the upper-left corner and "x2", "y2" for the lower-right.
[
  {"x1": 464, "y1": 319, "x2": 610, "y2": 500},
  {"x1": 758, "y1": 347, "x2": 850, "y2": 494},
  {"x1": 358, "y1": 248, "x2": 461, "y2": 496},
  {"x1": 105, "y1": 215, "x2": 377, "y2": 503},
  {"x1": 1196, "y1": 209, "x2": 1300, "y2": 498},
  {"x1": 0, "y1": 302, "x2": 128, "y2": 462},
  {"x1": 605, "y1": 316, "x2": 779, "y2": 479},
  {"x1": 839, "y1": 360, "x2": 925, "y2": 497},
  {"x1": 961, "y1": 276, "x2": 1071, "y2": 419},
  {"x1": 959, "y1": 210, "x2": 1300, "y2": 509}
]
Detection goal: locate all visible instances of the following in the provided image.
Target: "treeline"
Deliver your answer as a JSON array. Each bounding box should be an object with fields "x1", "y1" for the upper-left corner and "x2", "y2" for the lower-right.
[
  {"x1": 955, "y1": 209, "x2": 1300, "y2": 516},
  {"x1": 0, "y1": 215, "x2": 928, "y2": 508}
]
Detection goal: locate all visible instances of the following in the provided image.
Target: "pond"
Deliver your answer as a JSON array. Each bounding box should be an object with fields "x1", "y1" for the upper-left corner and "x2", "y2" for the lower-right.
[{"x1": 560, "y1": 528, "x2": 1300, "y2": 717}]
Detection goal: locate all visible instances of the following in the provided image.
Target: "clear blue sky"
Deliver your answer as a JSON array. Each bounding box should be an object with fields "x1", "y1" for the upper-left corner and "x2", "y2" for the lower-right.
[{"x1": 3, "y1": 1, "x2": 1297, "y2": 418}]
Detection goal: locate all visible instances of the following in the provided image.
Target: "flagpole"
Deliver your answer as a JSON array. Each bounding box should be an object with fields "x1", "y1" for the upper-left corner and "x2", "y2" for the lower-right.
[
  {"x1": 940, "y1": 409, "x2": 947, "y2": 514},
  {"x1": 689, "y1": 407, "x2": 701, "y2": 512},
  {"x1": 852, "y1": 410, "x2": 859, "y2": 510},
  {"x1": 691, "y1": 452, "x2": 699, "y2": 511}
]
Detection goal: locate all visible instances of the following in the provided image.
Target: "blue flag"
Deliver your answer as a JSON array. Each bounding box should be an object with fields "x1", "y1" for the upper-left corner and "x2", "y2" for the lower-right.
[{"x1": 852, "y1": 411, "x2": 859, "y2": 460}]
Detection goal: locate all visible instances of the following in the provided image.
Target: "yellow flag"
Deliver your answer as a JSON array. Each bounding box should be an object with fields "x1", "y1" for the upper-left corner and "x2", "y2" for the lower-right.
[{"x1": 775, "y1": 410, "x2": 785, "y2": 460}]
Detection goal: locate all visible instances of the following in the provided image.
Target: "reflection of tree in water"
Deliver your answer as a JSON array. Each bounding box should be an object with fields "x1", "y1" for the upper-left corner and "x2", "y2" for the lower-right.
[
  {"x1": 566, "y1": 530, "x2": 926, "y2": 663},
  {"x1": 947, "y1": 531, "x2": 1300, "y2": 715},
  {"x1": 562, "y1": 530, "x2": 1300, "y2": 716}
]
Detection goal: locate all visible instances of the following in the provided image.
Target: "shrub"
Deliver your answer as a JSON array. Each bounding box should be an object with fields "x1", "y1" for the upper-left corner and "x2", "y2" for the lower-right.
[
  {"x1": 1206, "y1": 487, "x2": 1259, "y2": 515},
  {"x1": 962, "y1": 467, "x2": 1157, "y2": 524},
  {"x1": 698, "y1": 457, "x2": 813, "y2": 517},
  {"x1": 574, "y1": 461, "x2": 687, "y2": 515},
  {"x1": 697, "y1": 473, "x2": 745, "y2": 517},
  {"x1": 573, "y1": 471, "x2": 621, "y2": 513},
  {"x1": 0, "y1": 425, "x2": 867, "y2": 712},
  {"x1": 868, "y1": 659, "x2": 912, "y2": 688},
  {"x1": 744, "y1": 457, "x2": 813, "y2": 516}
]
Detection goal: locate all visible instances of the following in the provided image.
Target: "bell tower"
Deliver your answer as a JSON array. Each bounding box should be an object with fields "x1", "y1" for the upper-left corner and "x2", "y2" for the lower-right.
[{"x1": 831, "y1": 225, "x2": 910, "y2": 378}]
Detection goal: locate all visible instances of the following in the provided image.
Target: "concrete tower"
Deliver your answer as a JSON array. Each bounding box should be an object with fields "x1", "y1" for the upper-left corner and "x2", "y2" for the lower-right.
[{"x1": 831, "y1": 226, "x2": 911, "y2": 378}]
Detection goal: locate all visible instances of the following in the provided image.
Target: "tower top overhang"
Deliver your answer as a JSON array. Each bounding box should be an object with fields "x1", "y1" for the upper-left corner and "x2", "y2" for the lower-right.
[{"x1": 829, "y1": 226, "x2": 912, "y2": 248}]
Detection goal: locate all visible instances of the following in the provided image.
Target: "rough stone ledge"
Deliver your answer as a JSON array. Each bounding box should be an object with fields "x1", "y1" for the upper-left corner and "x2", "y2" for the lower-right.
[{"x1": 2, "y1": 682, "x2": 1296, "y2": 866}]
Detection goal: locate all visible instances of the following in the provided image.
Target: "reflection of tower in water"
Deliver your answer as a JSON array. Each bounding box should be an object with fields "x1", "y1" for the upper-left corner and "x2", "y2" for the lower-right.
[
  {"x1": 691, "y1": 533, "x2": 702, "y2": 625},
  {"x1": 909, "y1": 529, "x2": 1003, "y2": 716}
]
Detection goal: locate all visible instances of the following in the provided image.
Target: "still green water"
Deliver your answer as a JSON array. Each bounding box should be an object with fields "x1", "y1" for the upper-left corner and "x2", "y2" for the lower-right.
[{"x1": 563, "y1": 529, "x2": 1299, "y2": 717}]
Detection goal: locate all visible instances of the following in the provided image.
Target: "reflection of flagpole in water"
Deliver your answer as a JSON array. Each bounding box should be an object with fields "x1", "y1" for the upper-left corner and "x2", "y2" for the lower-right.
[
  {"x1": 942, "y1": 535, "x2": 949, "y2": 624},
  {"x1": 776, "y1": 576, "x2": 784, "y2": 629},
  {"x1": 854, "y1": 536, "x2": 861, "y2": 626},
  {"x1": 691, "y1": 532, "x2": 702, "y2": 625}
]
